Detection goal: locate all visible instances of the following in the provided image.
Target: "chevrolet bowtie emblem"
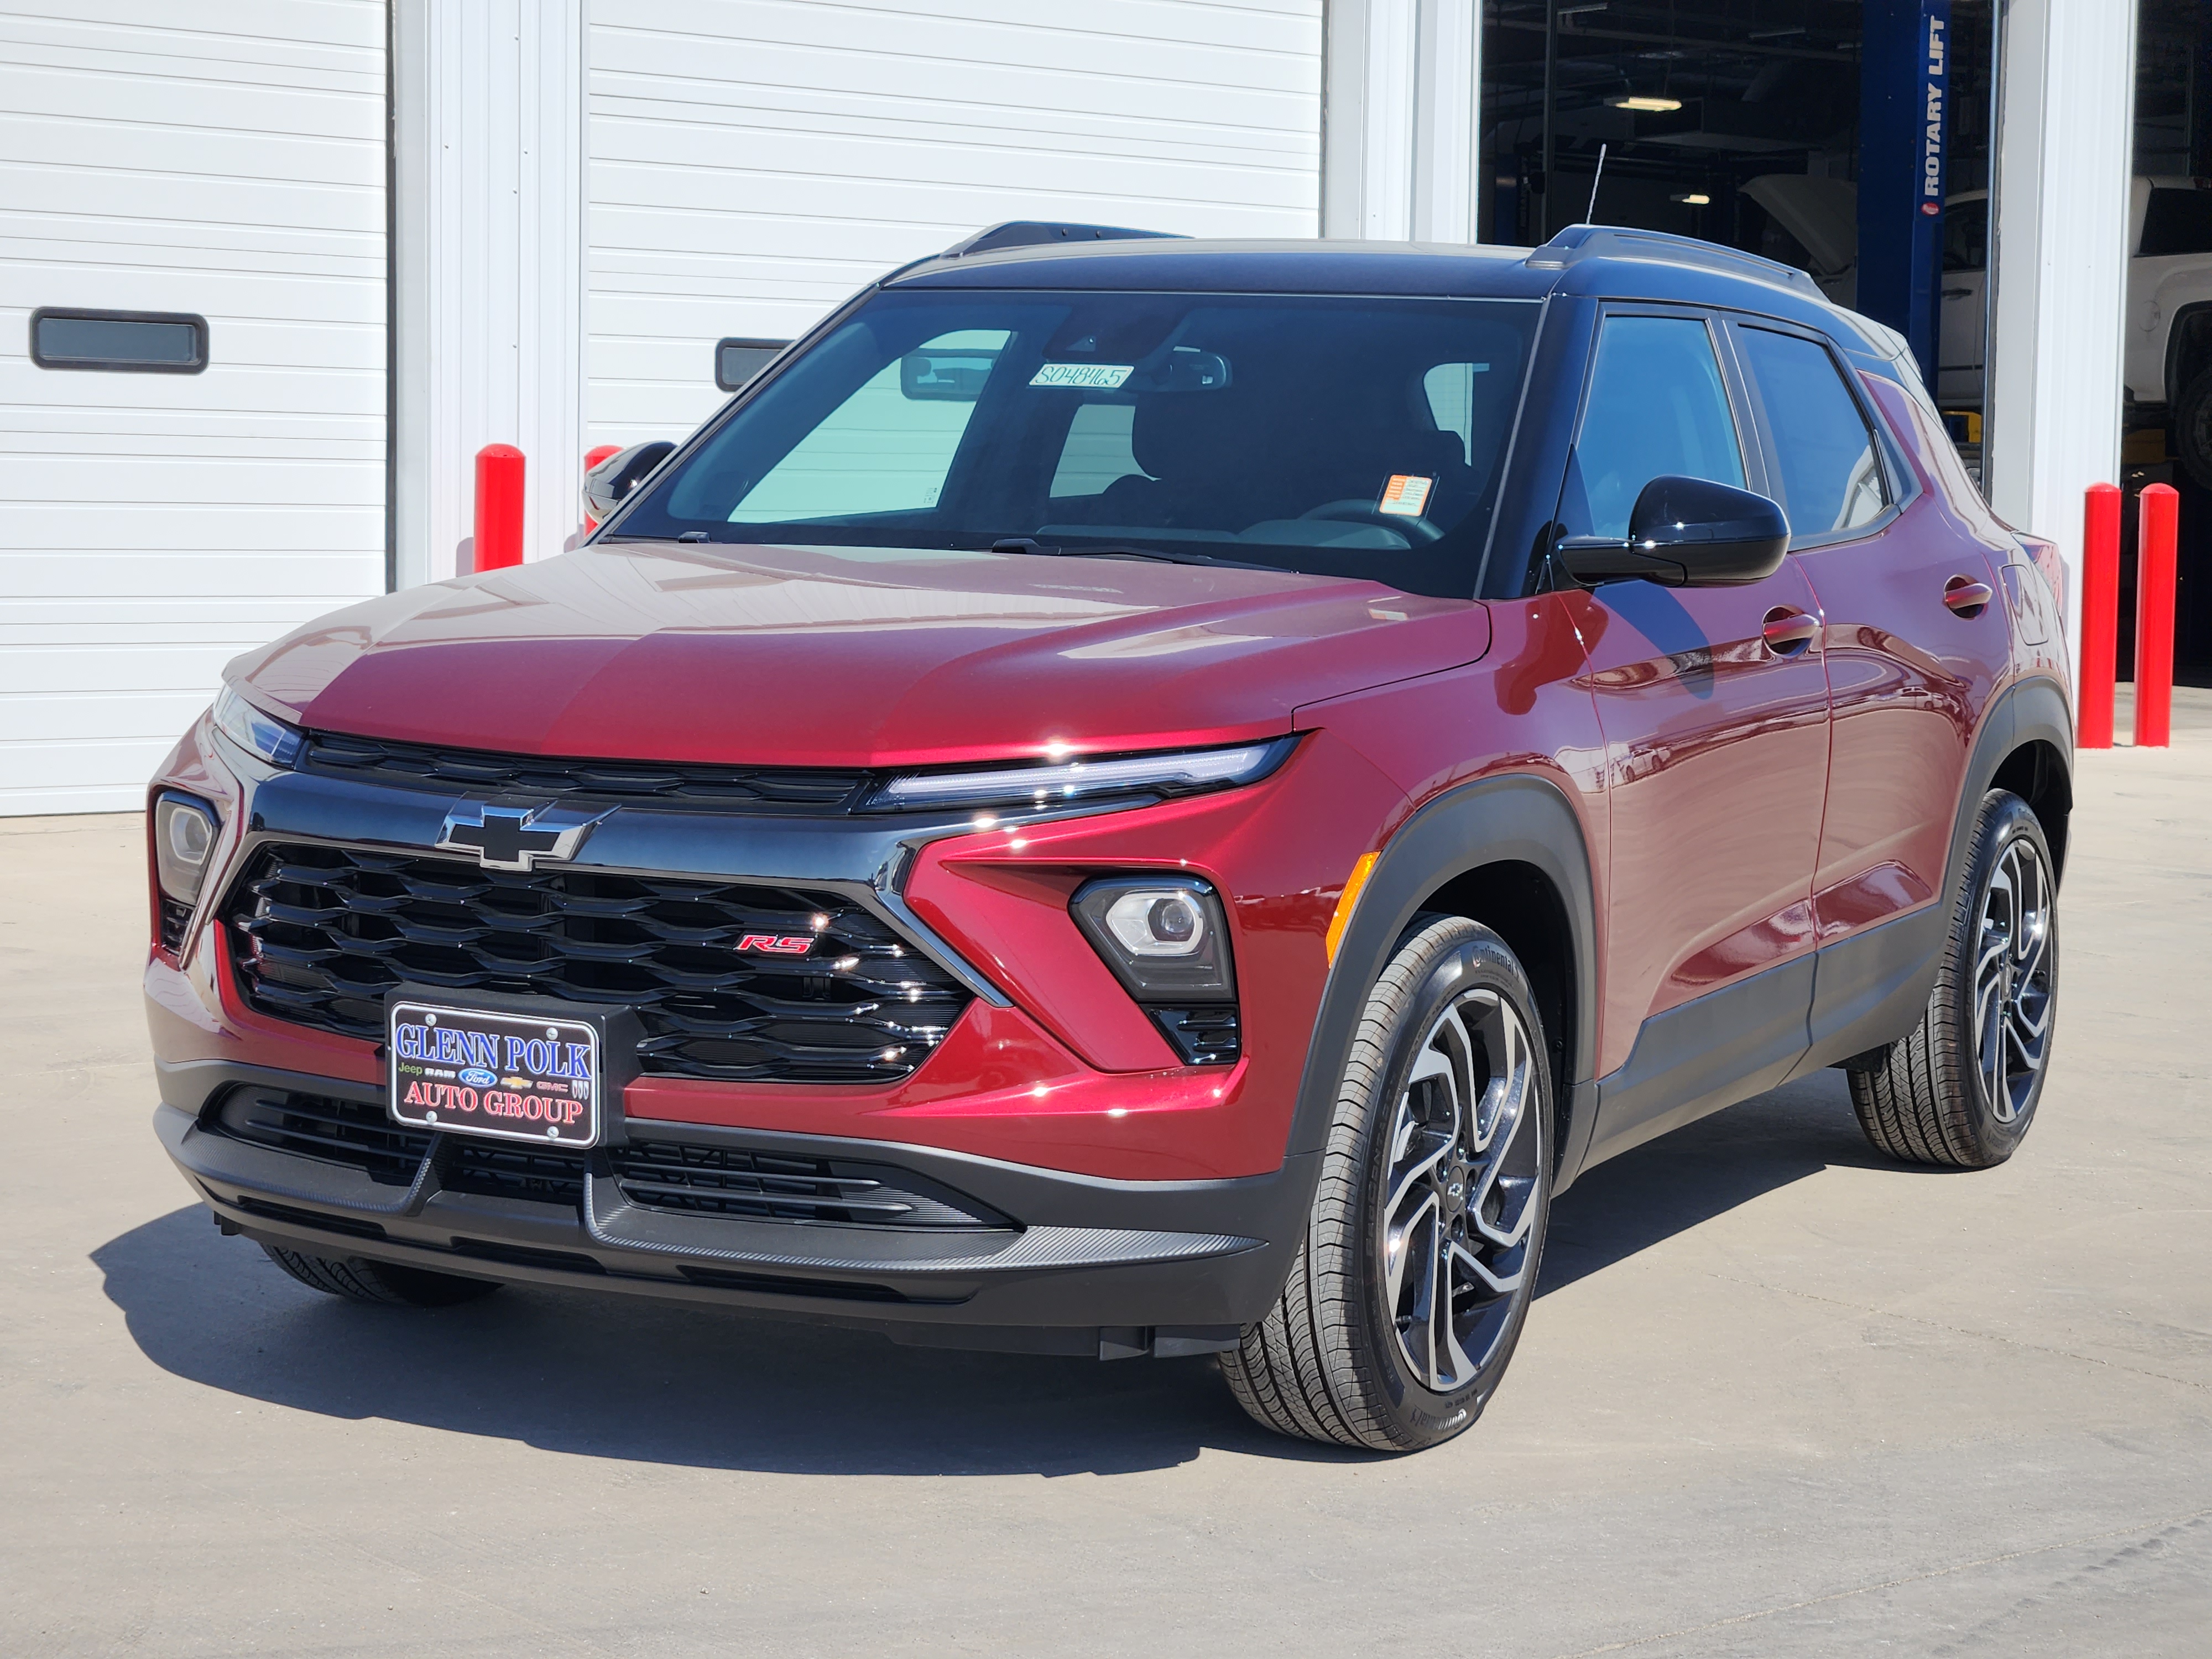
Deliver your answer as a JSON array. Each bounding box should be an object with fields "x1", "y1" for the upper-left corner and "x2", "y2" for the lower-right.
[{"x1": 435, "y1": 802, "x2": 608, "y2": 872}]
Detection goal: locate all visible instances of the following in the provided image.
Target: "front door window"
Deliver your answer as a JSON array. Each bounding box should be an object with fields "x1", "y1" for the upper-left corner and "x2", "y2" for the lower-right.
[{"x1": 1561, "y1": 314, "x2": 1745, "y2": 540}]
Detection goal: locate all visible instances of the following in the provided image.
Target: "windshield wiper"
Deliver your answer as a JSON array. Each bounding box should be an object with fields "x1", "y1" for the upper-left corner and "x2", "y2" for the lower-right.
[{"x1": 987, "y1": 537, "x2": 1269, "y2": 572}]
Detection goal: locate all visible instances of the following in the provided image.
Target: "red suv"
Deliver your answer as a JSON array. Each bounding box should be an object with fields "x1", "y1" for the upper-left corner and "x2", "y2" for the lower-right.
[{"x1": 147, "y1": 225, "x2": 2072, "y2": 1451}]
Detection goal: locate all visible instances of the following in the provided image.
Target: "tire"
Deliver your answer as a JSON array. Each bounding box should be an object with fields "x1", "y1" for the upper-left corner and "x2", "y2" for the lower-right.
[
  {"x1": 260, "y1": 1243, "x2": 502, "y2": 1307},
  {"x1": 2174, "y1": 367, "x2": 2212, "y2": 491},
  {"x1": 1848, "y1": 790, "x2": 2058, "y2": 1168},
  {"x1": 1223, "y1": 917, "x2": 1552, "y2": 1452}
]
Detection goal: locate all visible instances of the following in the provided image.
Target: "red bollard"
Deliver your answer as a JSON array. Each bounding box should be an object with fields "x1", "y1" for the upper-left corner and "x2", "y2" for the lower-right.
[
  {"x1": 473, "y1": 443, "x2": 526, "y2": 572},
  {"x1": 2135, "y1": 483, "x2": 2179, "y2": 748},
  {"x1": 2078, "y1": 483, "x2": 2121, "y2": 749}
]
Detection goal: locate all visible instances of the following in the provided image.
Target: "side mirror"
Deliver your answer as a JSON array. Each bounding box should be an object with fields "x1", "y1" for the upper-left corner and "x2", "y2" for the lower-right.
[
  {"x1": 1556, "y1": 475, "x2": 1791, "y2": 588},
  {"x1": 582, "y1": 440, "x2": 676, "y2": 529}
]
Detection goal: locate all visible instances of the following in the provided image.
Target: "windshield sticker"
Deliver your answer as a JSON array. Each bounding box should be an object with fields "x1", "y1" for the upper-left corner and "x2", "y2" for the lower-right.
[
  {"x1": 1378, "y1": 474, "x2": 1436, "y2": 517},
  {"x1": 1030, "y1": 362, "x2": 1134, "y2": 389}
]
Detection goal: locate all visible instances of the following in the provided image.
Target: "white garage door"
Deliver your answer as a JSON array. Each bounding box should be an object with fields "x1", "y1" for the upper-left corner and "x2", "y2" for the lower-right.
[
  {"x1": 586, "y1": 0, "x2": 1324, "y2": 451},
  {"x1": 0, "y1": 1, "x2": 387, "y2": 815}
]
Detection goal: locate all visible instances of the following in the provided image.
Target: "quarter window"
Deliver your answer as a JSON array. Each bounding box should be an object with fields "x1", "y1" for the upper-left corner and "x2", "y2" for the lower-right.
[
  {"x1": 1737, "y1": 326, "x2": 1887, "y2": 539},
  {"x1": 1564, "y1": 315, "x2": 1745, "y2": 540}
]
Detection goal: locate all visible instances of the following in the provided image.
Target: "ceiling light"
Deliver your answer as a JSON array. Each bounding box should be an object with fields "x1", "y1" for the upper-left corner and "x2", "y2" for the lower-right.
[
  {"x1": 1609, "y1": 95, "x2": 1683, "y2": 113},
  {"x1": 1672, "y1": 192, "x2": 1712, "y2": 206}
]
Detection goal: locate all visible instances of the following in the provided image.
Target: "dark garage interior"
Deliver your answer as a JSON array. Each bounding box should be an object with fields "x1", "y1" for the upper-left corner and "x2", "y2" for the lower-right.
[{"x1": 1478, "y1": 0, "x2": 2209, "y2": 679}]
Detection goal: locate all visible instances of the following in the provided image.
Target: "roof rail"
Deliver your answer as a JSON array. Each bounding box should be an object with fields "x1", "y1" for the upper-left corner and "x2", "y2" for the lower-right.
[
  {"x1": 1524, "y1": 223, "x2": 1820, "y2": 297},
  {"x1": 942, "y1": 221, "x2": 1186, "y2": 258}
]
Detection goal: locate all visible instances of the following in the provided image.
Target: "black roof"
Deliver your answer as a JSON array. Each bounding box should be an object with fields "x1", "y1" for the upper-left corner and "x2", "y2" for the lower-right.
[{"x1": 888, "y1": 222, "x2": 1882, "y2": 358}]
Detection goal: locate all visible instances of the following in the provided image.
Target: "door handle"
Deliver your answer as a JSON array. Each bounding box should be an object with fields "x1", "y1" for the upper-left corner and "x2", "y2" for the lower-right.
[
  {"x1": 1761, "y1": 608, "x2": 1820, "y2": 656},
  {"x1": 1942, "y1": 286, "x2": 1974, "y2": 299},
  {"x1": 1943, "y1": 576, "x2": 1994, "y2": 618}
]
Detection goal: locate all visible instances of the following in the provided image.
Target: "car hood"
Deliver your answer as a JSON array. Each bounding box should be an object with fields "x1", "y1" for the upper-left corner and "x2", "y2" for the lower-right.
[{"x1": 226, "y1": 541, "x2": 1492, "y2": 768}]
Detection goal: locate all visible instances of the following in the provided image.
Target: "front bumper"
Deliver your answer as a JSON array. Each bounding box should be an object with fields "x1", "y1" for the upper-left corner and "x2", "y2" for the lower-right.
[{"x1": 156, "y1": 1063, "x2": 1316, "y2": 1358}]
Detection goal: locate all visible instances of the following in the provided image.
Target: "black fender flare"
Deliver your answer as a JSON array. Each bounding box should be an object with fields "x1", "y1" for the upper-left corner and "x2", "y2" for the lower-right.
[
  {"x1": 1947, "y1": 673, "x2": 2074, "y2": 894},
  {"x1": 1284, "y1": 773, "x2": 1601, "y2": 1185},
  {"x1": 1818, "y1": 672, "x2": 2075, "y2": 1069}
]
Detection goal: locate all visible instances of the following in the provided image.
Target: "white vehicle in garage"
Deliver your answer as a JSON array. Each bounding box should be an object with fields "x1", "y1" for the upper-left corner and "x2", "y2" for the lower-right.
[{"x1": 1747, "y1": 174, "x2": 2212, "y2": 484}]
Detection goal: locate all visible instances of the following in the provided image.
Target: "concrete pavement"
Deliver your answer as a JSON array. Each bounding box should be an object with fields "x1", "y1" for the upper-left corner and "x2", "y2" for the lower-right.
[{"x1": 3, "y1": 707, "x2": 2208, "y2": 1657}]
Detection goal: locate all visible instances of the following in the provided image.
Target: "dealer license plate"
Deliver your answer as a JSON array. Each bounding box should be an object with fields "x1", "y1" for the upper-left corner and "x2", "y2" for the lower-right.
[{"x1": 387, "y1": 998, "x2": 601, "y2": 1148}]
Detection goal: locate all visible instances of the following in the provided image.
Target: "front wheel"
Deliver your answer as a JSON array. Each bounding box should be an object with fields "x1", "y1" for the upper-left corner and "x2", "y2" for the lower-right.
[
  {"x1": 1848, "y1": 790, "x2": 2058, "y2": 1167},
  {"x1": 260, "y1": 1243, "x2": 502, "y2": 1307},
  {"x1": 1223, "y1": 917, "x2": 1551, "y2": 1451}
]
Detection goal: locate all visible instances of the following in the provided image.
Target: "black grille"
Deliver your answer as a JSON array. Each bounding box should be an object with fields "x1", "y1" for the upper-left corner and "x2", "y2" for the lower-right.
[
  {"x1": 207, "y1": 1088, "x2": 1010, "y2": 1234},
  {"x1": 222, "y1": 843, "x2": 971, "y2": 1083},
  {"x1": 442, "y1": 1142, "x2": 589, "y2": 1209},
  {"x1": 608, "y1": 1140, "x2": 1009, "y2": 1229},
  {"x1": 300, "y1": 729, "x2": 869, "y2": 813},
  {"x1": 216, "y1": 1088, "x2": 431, "y2": 1186},
  {"x1": 1152, "y1": 1005, "x2": 1241, "y2": 1066},
  {"x1": 159, "y1": 898, "x2": 193, "y2": 954}
]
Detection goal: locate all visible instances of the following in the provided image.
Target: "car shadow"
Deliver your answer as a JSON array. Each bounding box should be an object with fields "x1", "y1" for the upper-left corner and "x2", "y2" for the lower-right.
[
  {"x1": 96, "y1": 1071, "x2": 1892, "y2": 1475},
  {"x1": 1538, "y1": 1068, "x2": 1920, "y2": 1297}
]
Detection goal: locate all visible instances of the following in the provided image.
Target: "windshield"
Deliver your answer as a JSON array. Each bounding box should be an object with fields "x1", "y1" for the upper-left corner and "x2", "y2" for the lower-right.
[{"x1": 609, "y1": 289, "x2": 1538, "y2": 596}]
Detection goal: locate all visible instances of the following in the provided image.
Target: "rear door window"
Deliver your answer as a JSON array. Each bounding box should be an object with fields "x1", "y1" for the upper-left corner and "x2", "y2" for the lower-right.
[
  {"x1": 1734, "y1": 325, "x2": 1888, "y2": 541},
  {"x1": 1561, "y1": 314, "x2": 1746, "y2": 540}
]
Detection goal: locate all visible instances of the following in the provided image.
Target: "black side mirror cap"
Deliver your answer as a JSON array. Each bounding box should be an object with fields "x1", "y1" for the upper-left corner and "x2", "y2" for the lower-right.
[
  {"x1": 583, "y1": 441, "x2": 677, "y2": 527},
  {"x1": 1556, "y1": 474, "x2": 1791, "y2": 588}
]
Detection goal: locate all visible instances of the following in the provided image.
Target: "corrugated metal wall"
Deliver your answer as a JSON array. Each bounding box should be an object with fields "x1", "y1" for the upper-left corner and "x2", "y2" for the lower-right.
[
  {"x1": 584, "y1": 0, "x2": 1326, "y2": 451},
  {"x1": 0, "y1": 0, "x2": 387, "y2": 814}
]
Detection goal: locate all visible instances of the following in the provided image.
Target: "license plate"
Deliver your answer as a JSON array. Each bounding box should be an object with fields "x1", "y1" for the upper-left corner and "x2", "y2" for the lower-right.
[{"x1": 387, "y1": 997, "x2": 601, "y2": 1148}]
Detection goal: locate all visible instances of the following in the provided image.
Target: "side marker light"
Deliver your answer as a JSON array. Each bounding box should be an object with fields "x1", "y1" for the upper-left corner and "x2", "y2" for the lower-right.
[{"x1": 1324, "y1": 852, "x2": 1379, "y2": 964}]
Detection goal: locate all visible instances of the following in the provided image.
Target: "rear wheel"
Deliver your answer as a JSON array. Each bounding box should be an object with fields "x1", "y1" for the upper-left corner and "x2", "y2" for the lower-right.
[
  {"x1": 260, "y1": 1243, "x2": 502, "y2": 1307},
  {"x1": 1848, "y1": 790, "x2": 2057, "y2": 1168},
  {"x1": 1223, "y1": 917, "x2": 1551, "y2": 1451}
]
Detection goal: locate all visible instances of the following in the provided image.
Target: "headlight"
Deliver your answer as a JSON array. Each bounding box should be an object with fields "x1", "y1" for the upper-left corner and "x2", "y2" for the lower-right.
[
  {"x1": 212, "y1": 685, "x2": 304, "y2": 768},
  {"x1": 153, "y1": 792, "x2": 218, "y2": 908},
  {"x1": 858, "y1": 736, "x2": 1295, "y2": 815}
]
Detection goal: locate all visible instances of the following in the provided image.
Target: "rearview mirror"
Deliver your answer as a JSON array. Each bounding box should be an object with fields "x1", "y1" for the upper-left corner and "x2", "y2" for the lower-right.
[
  {"x1": 901, "y1": 347, "x2": 1002, "y2": 401},
  {"x1": 1555, "y1": 475, "x2": 1790, "y2": 588},
  {"x1": 582, "y1": 440, "x2": 676, "y2": 529}
]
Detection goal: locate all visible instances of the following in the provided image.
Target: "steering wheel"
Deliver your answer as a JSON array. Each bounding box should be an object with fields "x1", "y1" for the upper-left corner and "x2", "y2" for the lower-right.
[{"x1": 1295, "y1": 498, "x2": 1445, "y2": 545}]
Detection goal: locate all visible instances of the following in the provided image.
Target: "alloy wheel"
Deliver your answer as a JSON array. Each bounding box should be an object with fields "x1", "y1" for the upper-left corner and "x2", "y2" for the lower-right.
[
  {"x1": 1974, "y1": 834, "x2": 2055, "y2": 1124},
  {"x1": 1377, "y1": 987, "x2": 1542, "y2": 1394}
]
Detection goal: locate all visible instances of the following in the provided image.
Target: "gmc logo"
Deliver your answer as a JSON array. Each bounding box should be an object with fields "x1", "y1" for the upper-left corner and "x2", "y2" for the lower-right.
[{"x1": 737, "y1": 933, "x2": 815, "y2": 956}]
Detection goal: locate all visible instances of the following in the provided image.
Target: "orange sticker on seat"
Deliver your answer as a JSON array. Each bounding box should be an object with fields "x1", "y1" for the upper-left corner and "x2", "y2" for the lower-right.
[{"x1": 1378, "y1": 474, "x2": 1434, "y2": 517}]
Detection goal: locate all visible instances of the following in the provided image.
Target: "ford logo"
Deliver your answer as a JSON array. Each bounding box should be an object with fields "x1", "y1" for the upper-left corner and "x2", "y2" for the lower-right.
[{"x1": 458, "y1": 1066, "x2": 498, "y2": 1088}]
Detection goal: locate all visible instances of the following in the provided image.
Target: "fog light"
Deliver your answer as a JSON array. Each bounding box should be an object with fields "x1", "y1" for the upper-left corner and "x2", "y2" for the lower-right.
[
  {"x1": 153, "y1": 792, "x2": 218, "y2": 907},
  {"x1": 1071, "y1": 875, "x2": 1235, "y2": 1001},
  {"x1": 1104, "y1": 890, "x2": 1203, "y2": 957}
]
